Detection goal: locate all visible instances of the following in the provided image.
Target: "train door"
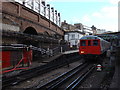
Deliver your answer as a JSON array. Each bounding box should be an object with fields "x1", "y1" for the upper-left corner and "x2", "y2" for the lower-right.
[
  {"x1": 87, "y1": 40, "x2": 92, "y2": 54},
  {"x1": 91, "y1": 39, "x2": 101, "y2": 54}
]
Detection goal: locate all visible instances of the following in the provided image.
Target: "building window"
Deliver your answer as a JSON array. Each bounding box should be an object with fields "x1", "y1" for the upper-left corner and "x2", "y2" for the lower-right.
[{"x1": 71, "y1": 34, "x2": 75, "y2": 39}]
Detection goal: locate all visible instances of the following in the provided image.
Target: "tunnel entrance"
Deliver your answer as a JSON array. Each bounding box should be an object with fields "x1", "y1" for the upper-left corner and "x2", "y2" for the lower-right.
[
  {"x1": 23, "y1": 27, "x2": 38, "y2": 46},
  {"x1": 24, "y1": 27, "x2": 38, "y2": 35}
]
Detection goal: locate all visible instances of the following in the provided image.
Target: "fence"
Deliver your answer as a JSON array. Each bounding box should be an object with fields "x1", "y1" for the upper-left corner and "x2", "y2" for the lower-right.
[{"x1": 1, "y1": 44, "x2": 32, "y2": 73}]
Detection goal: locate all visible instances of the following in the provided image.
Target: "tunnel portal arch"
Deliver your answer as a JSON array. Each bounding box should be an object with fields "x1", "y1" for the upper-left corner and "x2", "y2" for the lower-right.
[
  {"x1": 23, "y1": 27, "x2": 38, "y2": 35},
  {"x1": 23, "y1": 27, "x2": 38, "y2": 46}
]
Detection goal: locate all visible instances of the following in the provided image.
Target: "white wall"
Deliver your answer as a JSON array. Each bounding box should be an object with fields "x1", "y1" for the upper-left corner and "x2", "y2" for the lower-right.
[{"x1": 64, "y1": 32, "x2": 83, "y2": 48}]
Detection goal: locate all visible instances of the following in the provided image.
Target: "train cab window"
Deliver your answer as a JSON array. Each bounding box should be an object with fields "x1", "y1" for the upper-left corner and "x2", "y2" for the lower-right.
[
  {"x1": 93, "y1": 40, "x2": 98, "y2": 46},
  {"x1": 81, "y1": 40, "x2": 86, "y2": 46},
  {"x1": 88, "y1": 40, "x2": 91, "y2": 46}
]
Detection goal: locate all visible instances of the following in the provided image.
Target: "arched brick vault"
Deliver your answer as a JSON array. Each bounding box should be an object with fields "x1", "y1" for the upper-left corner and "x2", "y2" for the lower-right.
[
  {"x1": 23, "y1": 27, "x2": 38, "y2": 35},
  {"x1": 21, "y1": 20, "x2": 55, "y2": 36}
]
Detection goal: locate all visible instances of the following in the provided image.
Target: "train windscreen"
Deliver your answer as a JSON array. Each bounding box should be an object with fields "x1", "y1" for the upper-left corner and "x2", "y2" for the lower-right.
[{"x1": 80, "y1": 40, "x2": 86, "y2": 46}]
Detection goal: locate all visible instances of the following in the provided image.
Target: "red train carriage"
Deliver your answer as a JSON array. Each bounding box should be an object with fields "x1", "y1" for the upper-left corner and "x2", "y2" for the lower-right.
[{"x1": 79, "y1": 35, "x2": 110, "y2": 59}]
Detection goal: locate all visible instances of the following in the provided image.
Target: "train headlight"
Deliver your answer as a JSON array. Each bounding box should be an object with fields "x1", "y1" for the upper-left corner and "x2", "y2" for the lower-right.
[{"x1": 81, "y1": 51, "x2": 84, "y2": 53}]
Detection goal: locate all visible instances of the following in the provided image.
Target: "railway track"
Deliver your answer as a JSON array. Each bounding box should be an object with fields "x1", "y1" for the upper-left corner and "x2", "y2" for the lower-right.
[
  {"x1": 66, "y1": 66, "x2": 95, "y2": 89},
  {"x1": 32, "y1": 63, "x2": 95, "y2": 90},
  {"x1": 2, "y1": 55, "x2": 81, "y2": 89}
]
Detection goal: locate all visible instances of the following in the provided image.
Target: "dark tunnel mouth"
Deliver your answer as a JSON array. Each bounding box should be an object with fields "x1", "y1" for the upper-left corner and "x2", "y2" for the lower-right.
[{"x1": 24, "y1": 27, "x2": 38, "y2": 35}]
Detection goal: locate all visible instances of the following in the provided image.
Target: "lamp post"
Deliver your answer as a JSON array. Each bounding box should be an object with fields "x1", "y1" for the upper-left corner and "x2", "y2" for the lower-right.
[
  {"x1": 55, "y1": 10, "x2": 57, "y2": 25},
  {"x1": 51, "y1": 7, "x2": 54, "y2": 22},
  {"x1": 41, "y1": 0, "x2": 46, "y2": 17},
  {"x1": 58, "y1": 13, "x2": 61, "y2": 26},
  {"x1": 38, "y1": 0, "x2": 41, "y2": 14},
  {"x1": 47, "y1": 4, "x2": 50, "y2": 20}
]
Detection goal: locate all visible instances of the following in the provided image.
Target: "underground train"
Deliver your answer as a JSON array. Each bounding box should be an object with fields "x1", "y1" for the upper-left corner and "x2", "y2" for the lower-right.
[{"x1": 79, "y1": 35, "x2": 110, "y2": 59}]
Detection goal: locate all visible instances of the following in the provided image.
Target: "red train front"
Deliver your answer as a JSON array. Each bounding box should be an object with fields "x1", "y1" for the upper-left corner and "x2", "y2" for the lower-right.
[{"x1": 79, "y1": 35, "x2": 110, "y2": 59}]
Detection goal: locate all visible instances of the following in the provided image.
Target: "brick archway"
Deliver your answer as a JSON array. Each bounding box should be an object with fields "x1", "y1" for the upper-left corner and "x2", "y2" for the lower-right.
[{"x1": 24, "y1": 27, "x2": 38, "y2": 35}]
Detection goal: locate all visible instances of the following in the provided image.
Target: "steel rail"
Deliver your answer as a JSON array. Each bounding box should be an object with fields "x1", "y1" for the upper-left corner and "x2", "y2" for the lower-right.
[
  {"x1": 2, "y1": 61, "x2": 65, "y2": 88},
  {"x1": 66, "y1": 66, "x2": 95, "y2": 90},
  {"x1": 34, "y1": 62, "x2": 87, "y2": 90},
  {"x1": 2, "y1": 55, "x2": 81, "y2": 88}
]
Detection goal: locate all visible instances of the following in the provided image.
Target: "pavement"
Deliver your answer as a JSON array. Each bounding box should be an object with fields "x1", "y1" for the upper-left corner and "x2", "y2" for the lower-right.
[
  {"x1": 31, "y1": 49, "x2": 79, "y2": 67},
  {"x1": 29, "y1": 53, "x2": 63, "y2": 69}
]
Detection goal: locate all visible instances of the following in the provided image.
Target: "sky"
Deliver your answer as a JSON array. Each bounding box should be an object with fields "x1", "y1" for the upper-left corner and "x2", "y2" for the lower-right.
[{"x1": 46, "y1": 0, "x2": 119, "y2": 32}]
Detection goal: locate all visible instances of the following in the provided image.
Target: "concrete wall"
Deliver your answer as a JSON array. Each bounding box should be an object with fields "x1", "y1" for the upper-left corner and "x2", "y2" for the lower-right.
[{"x1": 1, "y1": 23, "x2": 20, "y2": 32}]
